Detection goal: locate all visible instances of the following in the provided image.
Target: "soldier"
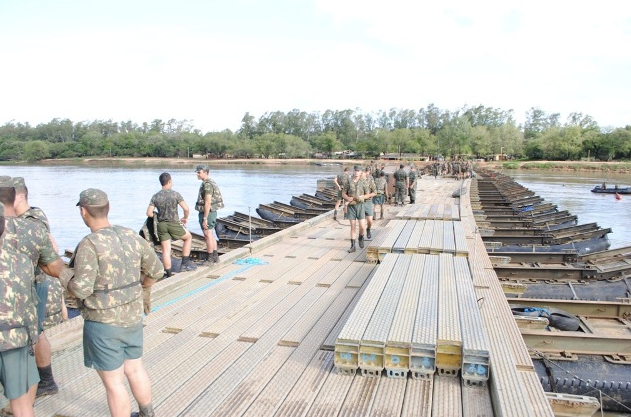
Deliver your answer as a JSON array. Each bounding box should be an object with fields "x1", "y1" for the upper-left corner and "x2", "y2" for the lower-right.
[
  {"x1": 373, "y1": 171, "x2": 389, "y2": 220},
  {"x1": 195, "y1": 165, "x2": 225, "y2": 265},
  {"x1": 57, "y1": 189, "x2": 164, "y2": 417},
  {"x1": 362, "y1": 167, "x2": 377, "y2": 239},
  {"x1": 0, "y1": 178, "x2": 64, "y2": 414},
  {"x1": 342, "y1": 166, "x2": 370, "y2": 253},
  {"x1": 12, "y1": 176, "x2": 65, "y2": 398},
  {"x1": 333, "y1": 167, "x2": 349, "y2": 221},
  {"x1": 393, "y1": 164, "x2": 409, "y2": 206},
  {"x1": 0, "y1": 202, "x2": 39, "y2": 417},
  {"x1": 146, "y1": 172, "x2": 197, "y2": 278},
  {"x1": 408, "y1": 164, "x2": 418, "y2": 204}
]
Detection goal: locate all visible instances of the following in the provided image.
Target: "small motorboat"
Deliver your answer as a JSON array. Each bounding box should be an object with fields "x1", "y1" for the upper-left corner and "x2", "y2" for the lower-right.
[{"x1": 591, "y1": 185, "x2": 631, "y2": 194}]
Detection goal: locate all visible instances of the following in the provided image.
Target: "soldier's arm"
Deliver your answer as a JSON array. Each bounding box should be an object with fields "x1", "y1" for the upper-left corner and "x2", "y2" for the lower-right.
[
  {"x1": 140, "y1": 240, "x2": 165, "y2": 285},
  {"x1": 39, "y1": 257, "x2": 64, "y2": 278},
  {"x1": 146, "y1": 204, "x2": 156, "y2": 218},
  {"x1": 66, "y1": 241, "x2": 99, "y2": 300},
  {"x1": 178, "y1": 200, "x2": 190, "y2": 224}
]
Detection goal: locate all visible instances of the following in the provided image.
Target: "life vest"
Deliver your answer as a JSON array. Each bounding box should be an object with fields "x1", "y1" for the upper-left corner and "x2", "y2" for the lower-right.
[
  {"x1": 72, "y1": 227, "x2": 142, "y2": 311},
  {"x1": 0, "y1": 244, "x2": 37, "y2": 351}
]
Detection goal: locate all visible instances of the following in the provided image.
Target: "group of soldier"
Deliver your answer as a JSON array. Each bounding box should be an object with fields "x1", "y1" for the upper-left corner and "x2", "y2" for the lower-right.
[
  {"x1": 333, "y1": 161, "x2": 421, "y2": 253},
  {"x1": 0, "y1": 164, "x2": 225, "y2": 417}
]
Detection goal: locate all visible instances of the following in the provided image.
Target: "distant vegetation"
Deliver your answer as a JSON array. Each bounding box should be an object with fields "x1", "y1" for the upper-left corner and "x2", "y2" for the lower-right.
[{"x1": 1, "y1": 104, "x2": 630, "y2": 162}]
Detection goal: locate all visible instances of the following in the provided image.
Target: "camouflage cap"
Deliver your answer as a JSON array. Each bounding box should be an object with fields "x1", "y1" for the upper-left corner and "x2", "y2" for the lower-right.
[
  {"x1": 12, "y1": 177, "x2": 25, "y2": 190},
  {"x1": 195, "y1": 165, "x2": 209, "y2": 172},
  {"x1": 353, "y1": 165, "x2": 362, "y2": 171},
  {"x1": 76, "y1": 188, "x2": 109, "y2": 206},
  {"x1": 0, "y1": 176, "x2": 12, "y2": 188}
]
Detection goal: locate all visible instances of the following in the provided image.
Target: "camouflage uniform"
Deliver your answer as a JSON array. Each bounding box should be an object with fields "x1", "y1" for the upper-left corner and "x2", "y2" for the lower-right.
[
  {"x1": 363, "y1": 172, "x2": 376, "y2": 218},
  {"x1": 4, "y1": 217, "x2": 59, "y2": 281},
  {"x1": 195, "y1": 177, "x2": 224, "y2": 230},
  {"x1": 68, "y1": 225, "x2": 164, "y2": 326},
  {"x1": 335, "y1": 171, "x2": 348, "y2": 200},
  {"x1": 342, "y1": 177, "x2": 369, "y2": 221},
  {"x1": 150, "y1": 189, "x2": 187, "y2": 242},
  {"x1": 0, "y1": 240, "x2": 38, "y2": 351},
  {"x1": 393, "y1": 167, "x2": 408, "y2": 205},
  {"x1": 408, "y1": 167, "x2": 418, "y2": 204},
  {"x1": 195, "y1": 178, "x2": 224, "y2": 213},
  {"x1": 150, "y1": 189, "x2": 185, "y2": 223},
  {"x1": 19, "y1": 206, "x2": 66, "y2": 329}
]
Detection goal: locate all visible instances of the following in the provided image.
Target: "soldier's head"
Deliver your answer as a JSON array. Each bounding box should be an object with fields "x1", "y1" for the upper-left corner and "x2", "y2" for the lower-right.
[
  {"x1": 0, "y1": 177, "x2": 16, "y2": 208},
  {"x1": 353, "y1": 165, "x2": 362, "y2": 178},
  {"x1": 195, "y1": 165, "x2": 210, "y2": 180},
  {"x1": 379, "y1": 171, "x2": 386, "y2": 178},
  {"x1": 76, "y1": 188, "x2": 110, "y2": 222},
  {"x1": 399, "y1": 164, "x2": 404, "y2": 169},
  {"x1": 159, "y1": 172, "x2": 172, "y2": 187}
]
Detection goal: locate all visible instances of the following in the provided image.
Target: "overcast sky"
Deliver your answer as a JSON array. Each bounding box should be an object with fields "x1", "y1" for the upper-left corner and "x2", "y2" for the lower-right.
[{"x1": 1, "y1": 0, "x2": 629, "y2": 132}]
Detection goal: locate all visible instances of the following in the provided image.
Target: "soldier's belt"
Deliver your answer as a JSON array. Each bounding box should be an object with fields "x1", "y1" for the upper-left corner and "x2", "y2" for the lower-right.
[{"x1": 93, "y1": 281, "x2": 140, "y2": 294}]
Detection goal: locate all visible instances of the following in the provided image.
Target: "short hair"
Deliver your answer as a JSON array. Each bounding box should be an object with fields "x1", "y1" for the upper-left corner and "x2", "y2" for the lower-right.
[
  {"x1": 84, "y1": 203, "x2": 110, "y2": 219},
  {"x1": 343, "y1": 167, "x2": 349, "y2": 172},
  {"x1": 379, "y1": 171, "x2": 386, "y2": 177},
  {"x1": 159, "y1": 172, "x2": 171, "y2": 186},
  {"x1": 0, "y1": 187, "x2": 16, "y2": 206},
  {"x1": 400, "y1": 164, "x2": 404, "y2": 168}
]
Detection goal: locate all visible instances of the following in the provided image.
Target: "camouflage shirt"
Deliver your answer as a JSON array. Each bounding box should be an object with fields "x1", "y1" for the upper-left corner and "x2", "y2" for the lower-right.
[
  {"x1": 42, "y1": 276, "x2": 64, "y2": 330},
  {"x1": 375, "y1": 177, "x2": 387, "y2": 195},
  {"x1": 195, "y1": 178, "x2": 225, "y2": 213},
  {"x1": 21, "y1": 207, "x2": 51, "y2": 232},
  {"x1": 408, "y1": 170, "x2": 417, "y2": 185},
  {"x1": 69, "y1": 225, "x2": 164, "y2": 326},
  {"x1": 343, "y1": 178, "x2": 369, "y2": 203},
  {"x1": 150, "y1": 189, "x2": 184, "y2": 222},
  {"x1": 0, "y1": 240, "x2": 38, "y2": 351},
  {"x1": 4, "y1": 217, "x2": 60, "y2": 283},
  {"x1": 365, "y1": 175, "x2": 376, "y2": 196},
  {"x1": 335, "y1": 172, "x2": 348, "y2": 189},
  {"x1": 393, "y1": 168, "x2": 408, "y2": 183}
]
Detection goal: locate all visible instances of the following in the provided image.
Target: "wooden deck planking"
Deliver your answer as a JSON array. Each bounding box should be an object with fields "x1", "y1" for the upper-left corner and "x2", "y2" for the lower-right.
[
  {"x1": 306, "y1": 368, "x2": 357, "y2": 416},
  {"x1": 432, "y1": 375, "x2": 463, "y2": 417},
  {"x1": 461, "y1": 382, "x2": 493, "y2": 416},
  {"x1": 273, "y1": 350, "x2": 335, "y2": 417},
  {"x1": 385, "y1": 255, "x2": 426, "y2": 377},
  {"x1": 359, "y1": 255, "x2": 412, "y2": 376},
  {"x1": 246, "y1": 288, "x2": 359, "y2": 415},
  {"x1": 177, "y1": 286, "x2": 328, "y2": 415},
  {"x1": 338, "y1": 374, "x2": 381, "y2": 416},
  {"x1": 400, "y1": 378, "x2": 433, "y2": 416},
  {"x1": 280, "y1": 263, "x2": 361, "y2": 346}
]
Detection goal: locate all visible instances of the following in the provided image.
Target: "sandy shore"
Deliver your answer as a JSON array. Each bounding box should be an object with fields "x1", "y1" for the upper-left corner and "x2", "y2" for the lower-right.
[{"x1": 36, "y1": 157, "x2": 631, "y2": 173}]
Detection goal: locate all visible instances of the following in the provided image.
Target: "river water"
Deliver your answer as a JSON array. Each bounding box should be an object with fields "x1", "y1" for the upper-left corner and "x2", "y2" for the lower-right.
[
  {"x1": 0, "y1": 163, "x2": 342, "y2": 253},
  {"x1": 1, "y1": 164, "x2": 630, "y2": 252}
]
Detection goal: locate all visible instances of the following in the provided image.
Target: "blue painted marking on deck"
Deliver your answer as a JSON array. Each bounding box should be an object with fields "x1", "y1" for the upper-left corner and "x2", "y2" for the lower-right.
[{"x1": 149, "y1": 258, "x2": 268, "y2": 313}]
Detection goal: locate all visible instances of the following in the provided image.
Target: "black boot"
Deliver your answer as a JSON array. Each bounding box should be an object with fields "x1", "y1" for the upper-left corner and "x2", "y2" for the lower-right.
[
  {"x1": 358, "y1": 235, "x2": 364, "y2": 248},
  {"x1": 131, "y1": 402, "x2": 155, "y2": 417},
  {"x1": 348, "y1": 239, "x2": 356, "y2": 253},
  {"x1": 333, "y1": 210, "x2": 337, "y2": 221},
  {"x1": 36, "y1": 365, "x2": 59, "y2": 398},
  {"x1": 212, "y1": 250, "x2": 220, "y2": 264},
  {"x1": 366, "y1": 228, "x2": 371, "y2": 239}
]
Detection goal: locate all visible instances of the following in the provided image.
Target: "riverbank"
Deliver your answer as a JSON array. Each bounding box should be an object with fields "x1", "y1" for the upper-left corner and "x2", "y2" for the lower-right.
[
  {"x1": 25, "y1": 157, "x2": 631, "y2": 173},
  {"x1": 482, "y1": 160, "x2": 631, "y2": 173}
]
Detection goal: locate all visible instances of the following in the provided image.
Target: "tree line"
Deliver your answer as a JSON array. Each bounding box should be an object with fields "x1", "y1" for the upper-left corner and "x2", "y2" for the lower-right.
[{"x1": 1, "y1": 104, "x2": 630, "y2": 162}]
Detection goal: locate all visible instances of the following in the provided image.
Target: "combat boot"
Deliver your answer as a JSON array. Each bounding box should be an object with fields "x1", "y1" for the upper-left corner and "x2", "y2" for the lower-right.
[
  {"x1": 366, "y1": 228, "x2": 371, "y2": 239},
  {"x1": 333, "y1": 210, "x2": 337, "y2": 221},
  {"x1": 36, "y1": 365, "x2": 59, "y2": 398},
  {"x1": 212, "y1": 250, "x2": 220, "y2": 264},
  {"x1": 358, "y1": 235, "x2": 365, "y2": 248},
  {"x1": 348, "y1": 239, "x2": 356, "y2": 253}
]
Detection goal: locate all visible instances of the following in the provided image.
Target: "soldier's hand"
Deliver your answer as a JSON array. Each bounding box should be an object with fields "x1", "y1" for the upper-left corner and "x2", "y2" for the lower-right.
[{"x1": 143, "y1": 287, "x2": 152, "y2": 315}]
